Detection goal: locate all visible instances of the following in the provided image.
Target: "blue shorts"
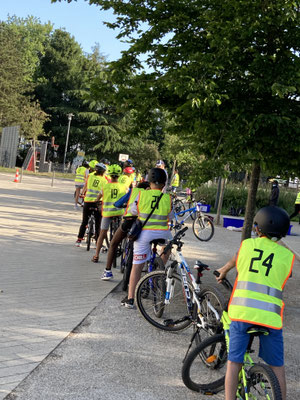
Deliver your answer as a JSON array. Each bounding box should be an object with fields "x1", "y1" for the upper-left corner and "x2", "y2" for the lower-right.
[{"x1": 228, "y1": 321, "x2": 284, "y2": 367}]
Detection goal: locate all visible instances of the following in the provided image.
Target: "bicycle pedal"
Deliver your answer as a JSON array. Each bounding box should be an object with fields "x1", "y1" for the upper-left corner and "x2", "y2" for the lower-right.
[
  {"x1": 100, "y1": 247, "x2": 108, "y2": 253},
  {"x1": 163, "y1": 319, "x2": 175, "y2": 327}
]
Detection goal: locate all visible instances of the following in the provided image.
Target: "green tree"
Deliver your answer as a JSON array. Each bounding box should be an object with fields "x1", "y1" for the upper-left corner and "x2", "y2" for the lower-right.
[
  {"x1": 55, "y1": 0, "x2": 300, "y2": 238},
  {"x1": 0, "y1": 22, "x2": 26, "y2": 127}
]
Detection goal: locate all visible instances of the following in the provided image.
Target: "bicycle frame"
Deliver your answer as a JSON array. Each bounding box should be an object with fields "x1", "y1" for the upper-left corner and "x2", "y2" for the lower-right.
[
  {"x1": 221, "y1": 311, "x2": 270, "y2": 400},
  {"x1": 164, "y1": 240, "x2": 222, "y2": 330},
  {"x1": 172, "y1": 202, "x2": 205, "y2": 228}
]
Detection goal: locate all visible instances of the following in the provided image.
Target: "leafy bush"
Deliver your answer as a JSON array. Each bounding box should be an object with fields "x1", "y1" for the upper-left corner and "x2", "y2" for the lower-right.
[{"x1": 194, "y1": 183, "x2": 297, "y2": 216}]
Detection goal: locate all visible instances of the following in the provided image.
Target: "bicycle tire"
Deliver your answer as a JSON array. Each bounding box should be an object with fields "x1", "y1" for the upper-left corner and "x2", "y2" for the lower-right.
[
  {"x1": 122, "y1": 240, "x2": 134, "y2": 291},
  {"x1": 86, "y1": 218, "x2": 94, "y2": 252},
  {"x1": 109, "y1": 218, "x2": 120, "y2": 268},
  {"x1": 247, "y1": 364, "x2": 282, "y2": 400},
  {"x1": 135, "y1": 270, "x2": 193, "y2": 332},
  {"x1": 182, "y1": 333, "x2": 227, "y2": 393},
  {"x1": 193, "y1": 286, "x2": 227, "y2": 345},
  {"x1": 120, "y1": 238, "x2": 127, "y2": 274},
  {"x1": 192, "y1": 215, "x2": 214, "y2": 241}
]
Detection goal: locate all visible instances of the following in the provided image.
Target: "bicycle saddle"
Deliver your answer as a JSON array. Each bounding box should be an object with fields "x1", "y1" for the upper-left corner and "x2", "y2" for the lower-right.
[
  {"x1": 150, "y1": 238, "x2": 166, "y2": 245},
  {"x1": 246, "y1": 326, "x2": 269, "y2": 336}
]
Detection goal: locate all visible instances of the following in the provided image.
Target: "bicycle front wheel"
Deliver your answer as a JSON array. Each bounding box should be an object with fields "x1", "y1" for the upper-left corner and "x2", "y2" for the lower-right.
[
  {"x1": 247, "y1": 364, "x2": 282, "y2": 400},
  {"x1": 86, "y1": 219, "x2": 94, "y2": 251},
  {"x1": 135, "y1": 270, "x2": 193, "y2": 332},
  {"x1": 193, "y1": 286, "x2": 227, "y2": 345},
  {"x1": 192, "y1": 215, "x2": 214, "y2": 241},
  {"x1": 182, "y1": 333, "x2": 227, "y2": 393}
]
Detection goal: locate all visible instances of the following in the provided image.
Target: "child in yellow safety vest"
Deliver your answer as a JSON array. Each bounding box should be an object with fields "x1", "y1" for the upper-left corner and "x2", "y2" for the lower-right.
[
  {"x1": 215, "y1": 206, "x2": 294, "y2": 400},
  {"x1": 121, "y1": 167, "x2": 174, "y2": 309},
  {"x1": 171, "y1": 169, "x2": 180, "y2": 193},
  {"x1": 75, "y1": 163, "x2": 107, "y2": 246},
  {"x1": 92, "y1": 164, "x2": 127, "y2": 268},
  {"x1": 74, "y1": 160, "x2": 89, "y2": 209}
]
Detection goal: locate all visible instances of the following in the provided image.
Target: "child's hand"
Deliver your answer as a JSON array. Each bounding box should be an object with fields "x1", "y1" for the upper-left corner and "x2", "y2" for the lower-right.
[{"x1": 215, "y1": 267, "x2": 227, "y2": 283}]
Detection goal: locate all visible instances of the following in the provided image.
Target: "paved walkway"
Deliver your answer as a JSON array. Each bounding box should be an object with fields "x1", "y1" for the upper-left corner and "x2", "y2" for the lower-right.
[{"x1": 0, "y1": 173, "x2": 299, "y2": 399}]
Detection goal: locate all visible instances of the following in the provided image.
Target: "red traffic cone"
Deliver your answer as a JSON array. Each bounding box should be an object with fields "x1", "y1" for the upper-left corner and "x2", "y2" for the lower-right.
[{"x1": 13, "y1": 169, "x2": 20, "y2": 183}]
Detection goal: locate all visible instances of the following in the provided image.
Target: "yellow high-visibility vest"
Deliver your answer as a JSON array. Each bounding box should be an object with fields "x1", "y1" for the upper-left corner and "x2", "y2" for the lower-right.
[
  {"x1": 75, "y1": 166, "x2": 86, "y2": 184},
  {"x1": 124, "y1": 187, "x2": 144, "y2": 217},
  {"x1": 228, "y1": 237, "x2": 294, "y2": 329},
  {"x1": 84, "y1": 175, "x2": 107, "y2": 202},
  {"x1": 171, "y1": 173, "x2": 180, "y2": 187},
  {"x1": 102, "y1": 182, "x2": 127, "y2": 217},
  {"x1": 137, "y1": 189, "x2": 172, "y2": 230},
  {"x1": 295, "y1": 192, "x2": 300, "y2": 204}
]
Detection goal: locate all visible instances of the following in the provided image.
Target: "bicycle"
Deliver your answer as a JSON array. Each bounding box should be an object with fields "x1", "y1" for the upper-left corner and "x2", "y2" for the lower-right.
[
  {"x1": 85, "y1": 205, "x2": 99, "y2": 251},
  {"x1": 135, "y1": 227, "x2": 226, "y2": 334},
  {"x1": 171, "y1": 202, "x2": 215, "y2": 242},
  {"x1": 120, "y1": 235, "x2": 165, "y2": 292},
  {"x1": 182, "y1": 272, "x2": 282, "y2": 399}
]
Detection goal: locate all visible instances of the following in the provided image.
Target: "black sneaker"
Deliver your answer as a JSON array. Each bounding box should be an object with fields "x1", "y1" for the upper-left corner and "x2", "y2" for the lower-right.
[{"x1": 121, "y1": 296, "x2": 134, "y2": 309}]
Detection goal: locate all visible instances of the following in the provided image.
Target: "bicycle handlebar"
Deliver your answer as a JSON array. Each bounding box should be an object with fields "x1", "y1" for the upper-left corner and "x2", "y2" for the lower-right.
[{"x1": 213, "y1": 270, "x2": 233, "y2": 292}]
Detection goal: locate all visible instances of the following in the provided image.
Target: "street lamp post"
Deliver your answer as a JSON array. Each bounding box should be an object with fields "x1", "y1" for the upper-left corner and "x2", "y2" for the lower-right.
[{"x1": 63, "y1": 113, "x2": 74, "y2": 173}]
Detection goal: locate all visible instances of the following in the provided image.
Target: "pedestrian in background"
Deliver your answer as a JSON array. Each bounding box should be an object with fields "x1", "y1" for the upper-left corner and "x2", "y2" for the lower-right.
[{"x1": 269, "y1": 180, "x2": 279, "y2": 206}]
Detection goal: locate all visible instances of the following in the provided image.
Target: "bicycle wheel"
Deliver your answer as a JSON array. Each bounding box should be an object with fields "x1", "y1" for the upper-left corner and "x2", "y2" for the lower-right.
[
  {"x1": 122, "y1": 240, "x2": 134, "y2": 291},
  {"x1": 135, "y1": 270, "x2": 193, "y2": 332},
  {"x1": 182, "y1": 333, "x2": 227, "y2": 393},
  {"x1": 247, "y1": 364, "x2": 282, "y2": 400},
  {"x1": 86, "y1": 218, "x2": 94, "y2": 251},
  {"x1": 192, "y1": 215, "x2": 214, "y2": 241},
  {"x1": 174, "y1": 199, "x2": 185, "y2": 215},
  {"x1": 193, "y1": 286, "x2": 227, "y2": 345}
]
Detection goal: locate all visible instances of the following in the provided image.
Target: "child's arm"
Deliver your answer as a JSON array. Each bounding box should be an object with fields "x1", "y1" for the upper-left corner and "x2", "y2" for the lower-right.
[{"x1": 216, "y1": 253, "x2": 237, "y2": 283}]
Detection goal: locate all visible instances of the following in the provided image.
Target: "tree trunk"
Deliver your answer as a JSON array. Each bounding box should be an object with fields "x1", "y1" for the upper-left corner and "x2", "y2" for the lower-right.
[
  {"x1": 215, "y1": 177, "x2": 226, "y2": 225},
  {"x1": 241, "y1": 161, "x2": 261, "y2": 240}
]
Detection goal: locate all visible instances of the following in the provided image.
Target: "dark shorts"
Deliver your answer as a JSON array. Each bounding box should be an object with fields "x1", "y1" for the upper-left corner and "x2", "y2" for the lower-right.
[{"x1": 229, "y1": 321, "x2": 284, "y2": 366}]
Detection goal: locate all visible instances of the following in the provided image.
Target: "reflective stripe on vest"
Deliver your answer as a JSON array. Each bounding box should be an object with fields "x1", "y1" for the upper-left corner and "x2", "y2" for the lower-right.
[
  {"x1": 84, "y1": 175, "x2": 107, "y2": 202},
  {"x1": 137, "y1": 190, "x2": 171, "y2": 230},
  {"x1": 295, "y1": 192, "x2": 300, "y2": 204},
  {"x1": 75, "y1": 167, "x2": 86, "y2": 183},
  {"x1": 235, "y1": 281, "x2": 283, "y2": 300},
  {"x1": 102, "y1": 183, "x2": 127, "y2": 217},
  {"x1": 228, "y1": 237, "x2": 294, "y2": 329}
]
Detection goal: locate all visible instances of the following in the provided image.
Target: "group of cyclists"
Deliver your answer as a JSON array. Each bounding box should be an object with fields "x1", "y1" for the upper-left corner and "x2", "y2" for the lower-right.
[
  {"x1": 74, "y1": 157, "x2": 176, "y2": 307},
  {"x1": 73, "y1": 156, "x2": 296, "y2": 400}
]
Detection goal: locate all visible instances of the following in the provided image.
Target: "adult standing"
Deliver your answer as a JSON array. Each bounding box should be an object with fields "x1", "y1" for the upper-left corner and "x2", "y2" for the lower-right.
[
  {"x1": 75, "y1": 163, "x2": 107, "y2": 247},
  {"x1": 269, "y1": 180, "x2": 280, "y2": 206},
  {"x1": 171, "y1": 169, "x2": 180, "y2": 193},
  {"x1": 74, "y1": 160, "x2": 89, "y2": 210},
  {"x1": 289, "y1": 191, "x2": 300, "y2": 223}
]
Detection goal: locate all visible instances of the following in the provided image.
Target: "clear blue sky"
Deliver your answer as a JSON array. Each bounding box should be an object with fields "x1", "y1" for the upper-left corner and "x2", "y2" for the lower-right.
[{"x1": 0, "y1": 0, "x2": 129, "y2": 61}]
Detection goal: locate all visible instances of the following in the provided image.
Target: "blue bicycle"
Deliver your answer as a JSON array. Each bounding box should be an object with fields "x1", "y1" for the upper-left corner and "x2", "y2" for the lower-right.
[{"x1": 171, "y1": 202, "x2": 214, "y2": 242}]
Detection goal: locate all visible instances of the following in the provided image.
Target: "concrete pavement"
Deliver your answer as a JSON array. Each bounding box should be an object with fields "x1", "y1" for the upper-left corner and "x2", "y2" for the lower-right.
[{"x1": 0, "y1": 173, "x2": 299, "y2": 399}]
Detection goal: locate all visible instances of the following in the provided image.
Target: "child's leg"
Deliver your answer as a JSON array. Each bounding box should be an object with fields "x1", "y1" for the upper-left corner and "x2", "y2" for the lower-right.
[
  {"x1": 225, "y1": 361, "x2": 242, "y2": 400},
  {"x1": 127, "y1": 263, "x2": 145, "y2": 300}
]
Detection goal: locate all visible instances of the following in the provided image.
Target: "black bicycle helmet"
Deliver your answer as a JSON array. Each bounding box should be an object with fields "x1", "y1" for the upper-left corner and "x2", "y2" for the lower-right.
[
  {"x1": 82, "y1": 160, "x2": 89, "y2": 168},
  {"x1": 100, "y1": 158, "x2": 110, "y2": 165},
  {"x1": 95, "y1": 162, "x2": 107, "y2": 173},
  {"x1": 148, "y1": 168, "x2": 167, "y2": 185},
  {"x1": 253, "y1": 206, "x2": 290, "y2": 239}
]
